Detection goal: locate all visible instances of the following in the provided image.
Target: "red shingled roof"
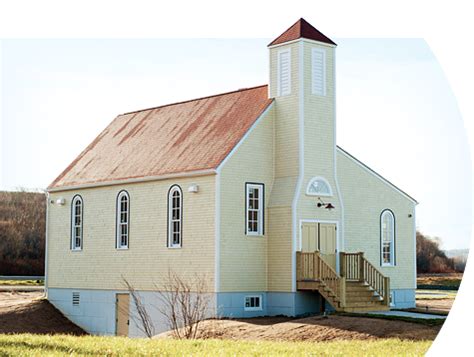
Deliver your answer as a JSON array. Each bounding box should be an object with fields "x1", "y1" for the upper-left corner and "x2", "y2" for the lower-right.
[
  {"x1": 268, "y1": 18, "x2": 336, "y2": 47},
  {"x1": 49, "y1": 85, "x2": 273, "y2": 190}
]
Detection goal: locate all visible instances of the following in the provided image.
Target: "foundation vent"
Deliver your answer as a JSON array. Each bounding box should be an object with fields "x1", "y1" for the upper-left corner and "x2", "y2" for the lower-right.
[{"x1": 72, "y1": 292, "x2": 80, "y2": 306}]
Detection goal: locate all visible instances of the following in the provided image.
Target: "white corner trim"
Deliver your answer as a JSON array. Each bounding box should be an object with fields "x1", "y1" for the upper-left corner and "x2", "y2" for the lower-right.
[
  {"x1": 412, "y1": 204, "x2": 417, "y2": 289},
  {"x1": 44, "y1": 192, "x2": 50, "y2": 297},
  {"x1": 291, "y1": 40, "x2": 305, "y2": 292},
  {"x1": 215, "y1": 170, "x2": 222, "y2": 293},
  {"x1": 47, "y1": 169, "x2": 216, "y2": 193},
  {"x1": 336, "y1": 146, "x2": 418, "y2": 204},
  {"x1": 216, "y1": 102, "x2": 274, "y2": 171},
  {"x1": 333, "y1": 49, "x2": 345, "y2": 254}
]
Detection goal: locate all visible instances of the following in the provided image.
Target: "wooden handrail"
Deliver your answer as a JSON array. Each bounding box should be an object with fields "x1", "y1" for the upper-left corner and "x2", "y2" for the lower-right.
[
  {"x1": 296, "y1": 251, "x2": 343, "y2": 305},
  {"x1": 340, "y1": 252, "x2": 390, "y2": 306}
]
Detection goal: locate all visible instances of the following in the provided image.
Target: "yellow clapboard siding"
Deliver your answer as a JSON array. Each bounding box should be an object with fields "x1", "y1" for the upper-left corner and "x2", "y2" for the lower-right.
[
  {"x1": 337, "y1": 150, "x2": 416, "y2": 290},
  {"x1": 47, "y1": 175, "x2": 215, "y2": 291}
]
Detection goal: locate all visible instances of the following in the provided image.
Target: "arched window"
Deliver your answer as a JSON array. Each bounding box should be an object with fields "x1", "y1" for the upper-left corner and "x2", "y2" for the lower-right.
[
  {"x1": 71, "y1": 195, "x2": 83, "y2": 250},
  {"x1": 306, "y1": 177, "x2": 333, "y2": 196},
  {"x1": 381, "y1": 210, "x2": 395, "y2": 266},
  {"x1": 168, "y1": 185, "x2": 182, "y2": 248},
  {"x1": 116, "y1": 191, "x2": 130, "y2": 249}
]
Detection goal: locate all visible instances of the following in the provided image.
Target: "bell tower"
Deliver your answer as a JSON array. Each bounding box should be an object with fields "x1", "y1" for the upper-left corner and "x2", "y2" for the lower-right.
[
  {"x1": 267, "y1": 19, "x2": 341, "y2": 293},
  {"x1": 268, "y1": 18, "x2": 337, "y2": 183}
]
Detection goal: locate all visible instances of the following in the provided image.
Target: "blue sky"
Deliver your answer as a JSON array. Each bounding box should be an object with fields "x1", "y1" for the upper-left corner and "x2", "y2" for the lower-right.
[{"x1": 0, "y1": 38, "x2": 471, "y2": 249}]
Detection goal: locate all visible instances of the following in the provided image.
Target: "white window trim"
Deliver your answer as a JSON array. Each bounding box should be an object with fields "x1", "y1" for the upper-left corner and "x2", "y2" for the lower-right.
[
  {"x1": 311, "y1": 47, "x2": 326, "y2": 96},
  {"x1": 306, "y1": 176, "x2": 333, "y2": 197},
  {"x1": 168, "y1": 185, "x2": 183, "y2": 249},
  {"x1": 381, "y1": 210, "x2": 395, "y2": 266},
  {"x1": 71, "y1": 195, "x2": 83, "y2": 251},
  {"x1": 245, "y1": 183, "x2": 264, "y2": 236},
  {"x1": 277, "y1": 48, "x2": 291, "y2": 96},
  {"x1": 244, "y1": 295, "x2": 263, "y2": 311},
  {"x1": 116, "y1": 191, "x2": 130, "y2": 250}
]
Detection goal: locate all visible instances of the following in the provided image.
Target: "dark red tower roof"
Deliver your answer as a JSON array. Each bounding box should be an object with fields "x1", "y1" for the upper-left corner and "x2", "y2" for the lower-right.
[{"x1": 268, "y1": 18, "x2": 336, "y2": 47}]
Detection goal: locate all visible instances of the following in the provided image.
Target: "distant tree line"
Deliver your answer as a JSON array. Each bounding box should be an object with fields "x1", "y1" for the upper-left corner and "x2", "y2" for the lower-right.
[
  {"x1": 0, "y1": 190, "x2": 46, "y2": 275},
  {"x1": 416, "y1": 231, "x2": 465, "y2": 273}
]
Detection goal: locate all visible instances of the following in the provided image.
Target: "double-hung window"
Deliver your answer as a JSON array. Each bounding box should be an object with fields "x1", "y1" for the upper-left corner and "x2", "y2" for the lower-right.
[
  {"x1": 71, "y1": 195, "x2": 83, "y2": 250},
  {"x1": 246, "y1": 183, "x2": 264, "y2": 236},
  {"x1": 116, "y1": 191, "x2": 130, "y2": 249},
  {"x1": 381, "y1": 210, "x2": 395, "y2": 266},
  {"x1": 168, "y1": 185, "x2": 183, "y2": 248}
]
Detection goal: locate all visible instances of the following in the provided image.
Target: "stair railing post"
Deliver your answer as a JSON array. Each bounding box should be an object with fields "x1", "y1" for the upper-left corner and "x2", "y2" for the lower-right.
[
  {"x1": 340, "y1": 276, "x2": 346, "y2": 308},
  {"x1": 340, "y1": 252, "x2": 345, "y2": 278},
  {"x1": 313, "y1": 251, "x2": 317, "y2": 281},
  {"x1": 359, "y1": 252, "x2": 365, "y2": 283},
  {"x1": 296, "y1": 252, "x2": 301, "y2": 282},
  {"x1": 384, "y1": 277, "x2": 390, "y2": 306}
]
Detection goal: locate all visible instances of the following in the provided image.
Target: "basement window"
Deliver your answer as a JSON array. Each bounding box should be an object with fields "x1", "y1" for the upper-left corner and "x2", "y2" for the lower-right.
[
  {"x1": 244, "y1": 295, "x2": 262, "y2": 311},
  {"x1": 72, "y1": 292, "x2": 80, "y2": 306}
]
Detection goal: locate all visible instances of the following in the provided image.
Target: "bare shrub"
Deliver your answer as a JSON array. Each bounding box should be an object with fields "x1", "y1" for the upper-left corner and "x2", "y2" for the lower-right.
[
  {"x1": 122, "y1": 271, "x2": 212, "y2": 339},
  {"x1": 0, "y1": 189, "x2": 46, "y2": 275},
  {"x1": 416, "y1": 231, "x2": 457, "y2": 273},
  {"x1": 156, "y1": 271, "x2": 211, "y2": 339},
  {"x1": 122, "y1": 277, "x2": 155, "y2": 338}
]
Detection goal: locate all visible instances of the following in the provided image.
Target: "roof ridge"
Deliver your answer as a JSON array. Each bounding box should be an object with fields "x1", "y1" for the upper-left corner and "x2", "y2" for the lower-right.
[{"x1": 122, "y1": 84, "x2": 268, "y2": 115}]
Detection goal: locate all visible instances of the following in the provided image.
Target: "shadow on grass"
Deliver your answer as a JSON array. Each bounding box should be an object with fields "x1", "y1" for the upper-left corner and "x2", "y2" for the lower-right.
[{"x1": 0, "y1": 338, "x2": 115, "y2": 356}]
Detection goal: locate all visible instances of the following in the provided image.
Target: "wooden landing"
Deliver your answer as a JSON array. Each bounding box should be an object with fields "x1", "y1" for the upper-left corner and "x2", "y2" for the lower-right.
[{"x1": 297, "y1": 280, "x2": 322, "y2": 290}]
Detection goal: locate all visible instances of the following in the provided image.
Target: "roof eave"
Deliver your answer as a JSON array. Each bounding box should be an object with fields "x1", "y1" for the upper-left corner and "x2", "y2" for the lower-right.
[
  {"x1": 47, "y1": 168, "x2": 217, "y2": 193},
  {"x1": 337, "y1": 146, "x2": 418, "y2": 205}
]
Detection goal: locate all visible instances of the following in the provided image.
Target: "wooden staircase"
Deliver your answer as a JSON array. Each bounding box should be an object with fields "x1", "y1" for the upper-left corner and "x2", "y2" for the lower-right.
[{"x1": 296, "y1": 251, "x2": 390, "y2": 312}]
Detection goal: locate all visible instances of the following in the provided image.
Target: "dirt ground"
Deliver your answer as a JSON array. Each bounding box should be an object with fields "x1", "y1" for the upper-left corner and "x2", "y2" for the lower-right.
[
  {"x1": 0, "y1": 292, "x2": 441, "y2": 341},
  {"x1": 416, "y1": 299, "x2": 453, "y2": 313},
  {"x1": 0, "y1": 292, "x2": 85, "y2": 335},
  {"x1": 417, "y1": 273, "x2": 463, "y2": 289},
  {"x1": 157, "y1": 315, "x2": 441, "y2": 342}
]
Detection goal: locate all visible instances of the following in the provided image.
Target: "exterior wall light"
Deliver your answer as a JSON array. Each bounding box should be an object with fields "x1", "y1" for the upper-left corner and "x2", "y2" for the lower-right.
[
  {"x1": 56, "y1": 198, "x2": 66, "y2": 205},
  {"x1": 188, "y1": 184, "x2": 199, "y2": 193},
  {"x1": 317, "y1": 197, "x2": 335, "y2": 210}
]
